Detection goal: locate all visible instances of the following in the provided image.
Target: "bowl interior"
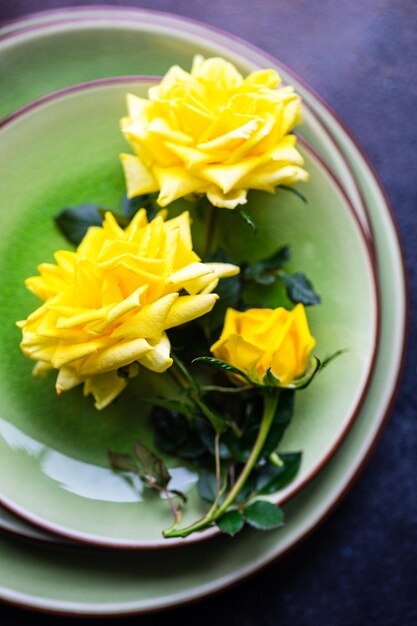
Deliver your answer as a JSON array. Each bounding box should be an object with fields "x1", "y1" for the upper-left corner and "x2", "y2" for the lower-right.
[{"x1": 0, "y1": 79, "x2": 377, "y2": 546}]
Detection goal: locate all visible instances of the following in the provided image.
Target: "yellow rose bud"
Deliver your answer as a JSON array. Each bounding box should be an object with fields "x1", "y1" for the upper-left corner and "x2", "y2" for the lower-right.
[
  {"x1": 210, "y1": 304, "x2": 316, "y2": 387},
  {"x1": 120, "y1": 56, "x2": 308, "y2": 210},
  {"x1": 18, "y1": 210, "x2": 239, "y2": 409}
]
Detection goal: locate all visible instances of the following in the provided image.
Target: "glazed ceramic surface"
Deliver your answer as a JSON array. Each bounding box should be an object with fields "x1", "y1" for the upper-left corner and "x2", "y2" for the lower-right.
[
  {"x1": 0, "y1": 11, "x2": 369, "y2": 237},
  {"x1": 0, "y1": 9, "x2": 406, "y2": 615},
  {"x1": 0, "y1": 8, "x2": 376, "y2": 547},
  {"x1": 0, "y1": 77, "x2": 377, "y2": 547}
]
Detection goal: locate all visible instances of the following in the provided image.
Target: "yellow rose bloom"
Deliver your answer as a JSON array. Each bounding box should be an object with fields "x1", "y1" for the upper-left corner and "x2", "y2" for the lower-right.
[
  {"x1": 18, "y1": 210, "x2": 239, "y2": 409},
  {"x1": 120, "y1": 55, "x2": 308, "y2": 210},
  {"x1": 210, "y1": 304, "x2": 315, "y2": 386}
]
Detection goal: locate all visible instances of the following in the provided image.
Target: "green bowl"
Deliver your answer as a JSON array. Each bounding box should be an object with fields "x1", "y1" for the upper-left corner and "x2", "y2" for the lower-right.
[{"x1": 0, "y1": 77, "x2": 378, "y2": 548}]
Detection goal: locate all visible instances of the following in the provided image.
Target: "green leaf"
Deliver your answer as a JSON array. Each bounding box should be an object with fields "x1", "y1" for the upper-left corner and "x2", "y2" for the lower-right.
[
  {"x1": 192, "y1": 357, "x2": 253, "y2": 385},
  {"x1": 54, "y1": 204, "x2": 108, "y2": 246},
  {"x1": 256, "y1": 452, "x2": 302, "y2": 494},
  {"x1": 243, "y1": 246, "x2": 291, "y2": 287},
  {"x1": 286, "y1": 356, "x2": 320, "y2": 390},
  {"x1": 175, "y1": 439, "x2": 207, "y2": 460},
  {"x1": 237, "y1": 207, "x2": 257, "y2": 232},
  {"x1": 153, "y1": 458, "x2": 171, "y2": 489},
  {"x1": 133, "y1": 442, "x2": 171, "y2": 489},
  {"x1": 244, "y1": 500, "x2": 284, "y2": 530},
  {"x1": 256, "y1": 246, "x2": 291, "y2": 273},
  {"x1": 172, "y1": 353, "x2": 199, "y2": 391},
  {"x1": 195, "y1": 417, "x2": 232, "y2": 459},
  {"x1": 121, "y1": 192, "x2": 160, "y2": 222},
  {"x1": 279, "y1": 185, "x2": 307, "y2": 204},
  {"x1": 169, "y1": 489, "x2": 188, "y2": 505},
  {"x1": 320, "y1": 349, "x2": 347, "y2": 369},
  {"x1": 107, "y1": 451, "x2": 137, "y2": 474},
  {"x1": 109, "y1": 443, "x2": 172, "y2": 495},
  {"x1": 263, "y1": 368, "x2": 280, "y2": 387},
  {"x1": 281, "y1": 272, "x2": 321, "y2": 306},
  {"x1": 194, "y1": 397, "x2": 230, "y2": 434},
  {"x1": 243, "y1": 266, "x2": 276, "y2": 286},
  {"x1": 197, "y1": 472, "x2": 218, "y2": 503},
  {"x1": 145, "y1": 398, "x2": 195, "y2": 419},
  {"x1": 151, "y1": 407, "x2": 190, "y2": 455},
  {"x1": 97, "y1": 208, "x2": 130, "y2": 228},
  {"x1": 233, "y1": 472, "x2": 258, "y2": 504},
  {"x1": 217, "y1": 510, "x2": 244, "y2": 536}
]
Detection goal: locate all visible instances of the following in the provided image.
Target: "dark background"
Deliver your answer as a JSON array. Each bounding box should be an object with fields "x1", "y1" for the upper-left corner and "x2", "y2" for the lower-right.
[{"x1": 0, "y1": 1, "x2": 416, "y2": 624}]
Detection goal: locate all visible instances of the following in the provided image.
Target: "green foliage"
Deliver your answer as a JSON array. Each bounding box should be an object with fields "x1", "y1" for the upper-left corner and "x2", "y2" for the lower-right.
[
  {"x1": 279, "y1": 185, "x2": 307, "y2": 204},
  {"x1": 121, "y1": 192, "x2": 160, "y2": 222},
  {"x1": 263, "y1": 368, "x2": 280, "y2": 387},
  {"x1": 286, "y1": 356, "x2": 321, "y2": 390},
  {"x1": 54, "y1": 204, "x2": 107, "y2": 246},
  {"x1": 145, "y1": 398, "x2": 195, "y2": 419},
  {"x1": 151, "y1": 408, "x2": 206, "y2": 460},
  {"x1": 197, "y1": 472, "x2": 218, "y2": 504},
  {"x1": 256, "y1": 453, "x2": 302, "y2": 494},
  {"x1": 54, "y1": 174, "x2": 329, "y2": 542},
  {"x1": 193, "y1": 357, "x2": 253, "y2": 384},
  {"x1": 237, "y1": 207, "x2": 257, "y2": 232},
  {"x1": 243, "y1": 246, "x2": 290, "y2": 285},
  {"x1": 133, "y1": 441, "x2": 171, "y2": 490},
  {"x1": 108, "y1": 442, "x2": 171, "y2": 493},
  {"x1": 194, "y1": 396, "x2": 230, "y2": 434},
  {"x1": 106, "y1": 452, "x2": 137, "y2": 474},
  {"x1": 242, "y1": 245, "x2": 320, "y2": 307},
  {"x1": 320, "y1": 349, "x2": 348, "y2": 369},
  {"x1": 243, "y1": 500, "x2": 284, "y2": 530},
  {"x1": 55, "y1": 192, "x2": 159, "y2": 247},
  {"x1": 281, "y1": 272, "x2": 321, "y2": 306},
  {"x1": 217, "y1": 510, "x2": 244, "y2": 536}
]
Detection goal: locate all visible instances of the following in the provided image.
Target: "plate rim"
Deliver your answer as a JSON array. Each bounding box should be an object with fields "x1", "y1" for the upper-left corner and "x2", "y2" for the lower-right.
[
  {"x1": 0, "y1": 75, "x2": 379, "y2": 549},
  {"x1": 0, "y1": 9, "x2": 373, "y2": 245},
  {"x1": 0, "y1": 8, "x2": 408, "y2": 617},
  {"x1": 0, "y1": 7, "x2": 375, "y2": 546}
]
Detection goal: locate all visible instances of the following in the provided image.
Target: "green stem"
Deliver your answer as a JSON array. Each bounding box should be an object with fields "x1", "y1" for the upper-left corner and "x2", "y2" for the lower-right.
[
  {"x1": 200, "y1": 384, "x2": 253, "y2": 394},
  {"x1": 162, "y1": 490, "x2": 182, "y2": 533},
  {"x1": 170, "y1": 359, "x2": 192, "y2": 391},
  {"x1": 214, "y1": 432, "x2": 221, "y2": 492},
  {"x1": 163, "y1": 389, "x2": 279, "y2": 538}
]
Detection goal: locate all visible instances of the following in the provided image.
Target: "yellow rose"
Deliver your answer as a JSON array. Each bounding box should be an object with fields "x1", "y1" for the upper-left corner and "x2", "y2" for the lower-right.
[
  {"x1": 120, "y1": 55, "x2": 308, "y2": 210},
  {"x1": 18, "y1": 210, "x2": 239, "y2": 409},
  {"x1": 210, "y1": 304, "x2": 315, "y2": 386}
]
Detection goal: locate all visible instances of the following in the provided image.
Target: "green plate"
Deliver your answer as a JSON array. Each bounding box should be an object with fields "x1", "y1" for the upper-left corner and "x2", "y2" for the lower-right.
[
  {"x1": 0, "y1": 10, "x2": 405, "y2": 616},
  {"x1": 0, "y1": 8, "x2": 379, "y2": 546},
  {"x1": 0, "y1": 77, "x2": 377, "y2": 548},
  {"x1": 0, "y1": 10, "x2": 370, "y2": 239}
]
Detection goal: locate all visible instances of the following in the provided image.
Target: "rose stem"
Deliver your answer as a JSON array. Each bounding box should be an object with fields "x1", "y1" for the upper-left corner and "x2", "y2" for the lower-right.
[
  {"x1": 163, "y1": 389, "x2": 279, "y2": 538},
  {"x1": 214, "y1": 432, "x2": 221, "y2": 493}
]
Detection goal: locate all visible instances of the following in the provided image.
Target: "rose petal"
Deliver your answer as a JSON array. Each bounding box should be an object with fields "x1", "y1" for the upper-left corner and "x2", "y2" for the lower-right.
[
  {"x1": 120, "y1": 153, "x2": 159, "y2": 198},
  {"x1": 111, "y1": 293, "x2": 178, "y2": 340},
  {"x1": 164, "y1": 293, "x2": 218, "y2": 329},
  {"x1": 83, "y1": 372, "x2": 128, "y2": 410},
  {"x1": 137, "y1": 333, "x2": 173, "y2": 373}
]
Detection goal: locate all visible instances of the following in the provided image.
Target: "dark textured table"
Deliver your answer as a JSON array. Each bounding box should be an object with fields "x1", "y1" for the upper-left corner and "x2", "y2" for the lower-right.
[{"x1": 0, "y1": 1, "x2": 416, "y2": 624}]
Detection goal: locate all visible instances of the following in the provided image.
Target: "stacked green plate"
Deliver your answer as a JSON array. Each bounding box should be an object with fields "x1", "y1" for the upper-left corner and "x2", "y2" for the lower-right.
[{"x1": 0, "y1": 8, "x2": 406, "y2": 616}]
